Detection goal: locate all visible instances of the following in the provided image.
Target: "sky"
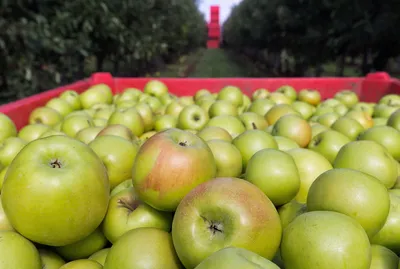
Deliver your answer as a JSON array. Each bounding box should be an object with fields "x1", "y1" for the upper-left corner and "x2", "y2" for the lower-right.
[{"x1": 199, "y1": 0, "x2": 243, "y2": 24}]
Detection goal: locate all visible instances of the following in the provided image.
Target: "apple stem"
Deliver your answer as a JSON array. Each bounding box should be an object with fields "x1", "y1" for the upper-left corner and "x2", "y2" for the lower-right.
[
  {"x1": 252, "y1": 122, "x2": 257, "y2": 129},
  {"x1": 50, "y1": 159, "x2": 62, "y2": 168},
  {"x1": 179, "y1": 141, "x2": 188, "y2": 147}
]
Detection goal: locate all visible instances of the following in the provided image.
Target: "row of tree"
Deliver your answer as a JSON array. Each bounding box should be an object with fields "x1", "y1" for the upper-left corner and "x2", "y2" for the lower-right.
[
  {"x1": 0, "y1": 0, "x2": 207, "y2": 103},
  {"x1": 222, "y1": 0, "x2": 400, "y2": 77}
]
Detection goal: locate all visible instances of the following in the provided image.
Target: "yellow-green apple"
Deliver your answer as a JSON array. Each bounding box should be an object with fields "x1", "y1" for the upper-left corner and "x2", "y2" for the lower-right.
[
  {"x1": 1, "y1": 136, "x2": 110, "y2": 246},
  {"x1": 113, "y1": 94, "x2": 120, "y2": 104},
  {"x1": 206, "y1": 139, "x2": 242, "y2": 177},
  {"x1": 313, "y1": 106, "x2": 335, "y2": 117},
  {"x1": 388, "y1": 109, "x2": 400, "y2": 131},
  {"x1": 278, "y1": 200, "x2": 307, "y2": 229},
  {"x1": 331, "y1": 116, "x2": 364, "y2": 140},
  {"x1": 119, "y1": 88, "x2": 142, "y2": 101},
  {"x1": 351, "y1": 102, "x2": 375, "y2": 116},
  {"x1": 239, "y1": 94, "x2": 251, "y2": 113},
  {"x1": 60, "y1": 259, "x2": 102, "y2": 269},
  {"x1": 178, "y1": 105, "x2": 209, "y2": 131},
  {"x1": 205, "y1": 115, "x2": 246, "y2": 138},
  {"x1": 333, "y1": 140, "x2": 398, "y2": 188},
  {"x1": 60, "y1": 90, "x2": 82, "y2": 110},
  {"x1": 208, "y1": 100, "x2": 238, "y2": 117},
  {"x1": 373, "y1": 117, "x2": 388, "y2": 126},
  {"x1": 89, "y1": 248, "x2": 110, "y2": 266},
  {"x1": 319, "y1": 98, "x2": 343, "y2": 108},
  {"x1": 143, "y1": 80, "x2": 168, "y2": 98},
  {"x1": 102, "y1": 187, "x2": 173, "y2": 243},
  {"x1": 194, "y1": 247, "x2": 280, "y2": 269},
  {"x1": 317, "y1": 112, "x2": 340, "y2": 127},
  {"x1": 18, "y1": 123, "x2": 51, "y2": 142},
  {"x1": 96, "y1": 124, "x2": 135, "y2": 141},
  {"x1": 75, "y1": 126, "x2": 103, "y2": 144},
  {"x1": 0, "y1": 137, "x2": 26, "y2": 167},
  {"x1": 298, "y1": 89, "x2": 321, "y2": 106},
  {"x1": 91, "y1": 103, "x2": 112, "y2": 111},
  {"x1": 287, "y1": 148, "x2": 332, "y2": 203},
  {"x1": 217, "y1": 86, "x2": 243, "y2": 107},
  {"x1": 108, "y1": 107, "x2": 144, "y2": 137},
  {"x1": 80, "y1": 84, "x2": 113, "y2": 109},
  {"x1": 307, "y1": 168, "x2": 390, "y2": 238},
  {"x1": 267, "y1": 92, "x2": 291, "y2": 105},
  {"x1": 93, "y1": 118, "x2": 107, "y2": 127},
  {"x1": 308, "y1": 130, "x2": 351, "y2": 164},
  {"x1": 39, "y1": 249, "x2": 66, "y2": 269},
  {"x1": 46, "y1": 98, "x2": 74, "y2": 117},
  {"x1": 166, "y1": 101, "x2": 185, "y2": 118},
  {"x1": 334, "y1": 90, "x2": 359, "y2": 108},
  {"x1": 0, "y1": 166, "x2": 8, "y2": 190},
  {"x1": 197, "y1": 126, "x2": 232, "y2": 142},
  {"x1": 281, "y1": 211, "x2": 371, "y2": 269},
  {"x1": 172, "y1": 177, "x2": 282, "y2": 269},
  {"x1": 333, "y1": 103, "x2": 349, "y2": 116},
  {"x1": 380, "y1": 94, "x2": 400, "y2": 106},
  {"x1": 115, "y1": 100, "x2": 137, "y2": 109},
  {"x1": 272, "y1": 114, "x2": 311, "y2": 147},
  {"x1": 93, "y1": 106, "x2": 115, "y2": 120},
  {"x1": 245, "y1": 148, "x2": 300, "y2": 206},
  {"x1": 89, "y1": 135, "x2": 139, "y2": 189},
  {"x1": 252, "y1": 88, "x2": 270, "y2": 100},
  {"x1": 273, "y1": 136, "x2": 300, "y2": 151},
  {"x1": 265, "y1": 104, "x2": 300, "y2": 125},
  {"x1": 371, "y1": 190, "x2": 400, "y2": 254},
  {"x1": 132, "y1": 128, "x2": 216, "y2": 212},
  {"x1": 55, "y1": 227, "x2": 108, "y2": 261},
  {"x1": 194, "y1": 89, "x2": 211, "y2": 102},
  {"x1": 276, "y1": 85, "x2": 297, "y2": 101},
  {"x1": 358, "y1": 125, "x2": 400, "y2": 161},
  {"x1": 198, "y1": 98, "x2": 215, "y2": 113},
  {"x1": 310, "y1": 123, "x2": 330, "y2": 138},
  {"x1": 134, "y1": 103, "x2": 154, "y2": 132},
  {"x1": 64, "y1": 110, "x2": 89, "y2": 119},
  {"x1": 291, "y1": 101, "x2": 316, "y2": 120},
  {"x1": 239, "y1": 112, "x2": 268, "y2": 130},
  {"x1": 104, "y1": 227, "x2": 183, "y2": 269},
  {"x1": 144, "y1": 96, "x2": 166, "y2": 111},
  {"x1": 139, "y1": 131, "x2": 157, "y2": 142},
  {"x1": 0, "y1": 197, "x2": 14, "y2": 232},
  {"x1": 248, "y1": 99, "x2": 275, "y2": 116},
  {"x1": 154, "y1": 114, "x2": 178, "y2": 132},
  {"x1": 110, "y1": 179, "x2": 133, "y2": 196},
  {"x1": 345, "y1": 110, "x2": 374, "y2": 129},
  {"x1": 0, "y1": 231, "x2": 42, "y2": 268},
  {"x1": 369, "y1": 244, "x2": 399, "y2": 269},
  {"x1": 373, "y1": 104, "x2": 399, "y2": 118},
  {"x1": 60, "y1": 115, "x2": 94, "y2": 137},
  {"x1": 29, "y1": 107, "x2": 63, "y2": 126},
  {"x1": 233, "y1": 130, "x2": 278, "y2": 171}
]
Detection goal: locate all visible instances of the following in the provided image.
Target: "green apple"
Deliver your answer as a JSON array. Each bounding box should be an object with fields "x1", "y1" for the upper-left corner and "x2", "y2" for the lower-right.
[
  {"x1": 239, "y1": 112, "x2": 268, "y2": 130},
  {"x1": 276, "y1": 85, "x2": 297, "y2": 101},
  {"x1": 287, "y1": 148, "x2": 332, "y2": 203},
  {"x1": 0, "y1": 137, "x2": 27, "y2": 167},
  {"x1": 59, "y1": 259, "x2": 102, "y2": 269},
  {"x1": 208, "y1": 100, "x2": 238, "y2": 117},
  {"x1": 154, "y1": 114, "x2": 178, "y2": 132},
  {"x1": 268, "y1": 92, "x2": 292, "y2": 105},
  {"x1": 29, "y1": 107, "x2": 63, "y2": 126},
  {"x1": 132, "y1": 128, "x2": 216, "y2": 212},
  {"x1": 134, "y1": 103, "x2": 154, "y2": 132},
  {"x1": 80, "y1": 84, "x2": 113, "y2": 109},
  {"x1": 39, "y1": 249, "x2": 66, "y2": 269},
  {"x1": 252, "y1": 88, "x2": 270, "y2": 100},
  {"x1": 233, "y1": 130, "x2": 278, "y2": 171},
  {"x1": 194, "y1": 89, "x2": 212, "y2": 102},
  {"x1": 248, "y1": 99, "x2": 275, "y2": 116},
  {"x1": 166, "y1": 101, "x2": 185, "y2": 118},
  {"x1": 56, "y1": 227, "x2": 108, "y2": 261},
  {"x1": 198, "y1": 98, "x2": 215, "y2": 113},
  {"x1": 139, "y1": 131, "x2": 157, "y2": 142},
  {"x1": 89, "y1": 248, "x2": 110, "y2": 266},
  {"x1": 46, "y1": 98, "x2": 74, "y2": 117},
  {"x1": 197, "y1": 126, "x2": 232, "y2": 142},
  {"x1": 308, "y1": 130, "x2": 351, "y2": 164},
  {"x1": 205, "y1": 115, "x2": 246, "y2": 138},
  {"x1": 333, "y1": 103, "x2": 349, "y2": 116},
  {"x1": 317, "y1": 112, "x2": 340, "y2": 127},
  {"x1": 373, "y1": 117, "x2": 389, "y2": 126},
  {"x1": 307, "y1": 168, "x2": 390, "y2": 239},
  {"x1": 0, "y1": 231, "x2": 42, "y2": 268},
  {"x1": 93, "y1": 118, "x2": 107, "y2": 127},
  {"x1": 93, "y1": 106, "x2": 115, "y2": 120},
  {"x1": 281, "y1": 211, "x2": 371, "y2": 269},
  {"x1": 60, "y1": 115, "x2": 94, "y2": 137},
  {"x1": 194, "y1": 247, "x2": 280, "y2": 269},
  {"x1": 18, "y1": 123, "x2": 51, "y2": 142},
  {"x1": 345, "y1": 110, "x2": 374, "y2": 129},
  {"x1": 373, "y1": 104, "x2": 399, "y2": 118},
  {"x1": 319, "y1": 98, "x2": 343, "y2": 108},
  {"x1": 351, "y1": 102, "x2": 375, "y2": 116},
  {"x1": 172, "y1": 177, "x2": 282, "y2": 269},
  {"x1": 278, "y1": 200, "x2": 307, "y2": 229},
  {"x1": 369, "y1": 244, "x2": 399, "y2": 269},
  {"x1": 358, "y1": 125, "x2": 400, "y2": 161},
  {"x1": 178, "y1": 104, "x2": 209, "y2": 131},
  {"x1": 108, "y1": 107, "x2": 144, "y2": 137},
  {"x1": 2, "y1": 135, "x2": 110, "y2": 246},
  {"x1": 60, "y1": 90, "x2": 82, "y2": 110},
  {"x1": 115, "y1": 100, "x2": 137, "y2": 109},
  {"x1": 379, "y1": 94, "x2": 400, "y2": 106},
  {"x1": 310, "y1": 123, "x2": 330, "y2": 138},
  {"x1": 96, "y1": 124, "x2": 135, "y2": 141},
  {"x1": 388, "y1": 109, "x2": 400, "y2": 131},
  {"x1": 245, "y1": 148, "x2": 300, "y2": 206},
  {"x1": 104, "y1": 227, "x2": 183, "y2": 269},
  {"x1": 110, "y1": 179, "x2": 133, "y2": 196},
  {"x1": 273, "y1": 136, "x2": 300, "y2": 151},
  {"x1": 206, "y1": 139, "x2": 242, "y2": 178},
  {"x1": 272, "y1": 114, "x2": 311, "y2": 148},
  {"x1": 333, "y1": 140, "x2": 398, "y2": 188},
  {"x1": 89, "y1": 135, "x2": 139, "y2": 189},
  {"x1": 298, "y1": 89, "x2": 321, "y2": 106},
  {"x1": 0, "y1": 166, "x2": 8, "y2": 191},
  {"x1": 40, "y1": 130, "x2": 67, "y2": 138},
  {"x1": 102, "y1": 187, "x2": 172, "y2": 243},
  {"x1": 143, "y1": 80, "x2": 168, "y2": 98},
  {"x1": 331, "y1": 116, "x2": 364, "y2": 140},
  {"x1": 217, "y1": 86, "x2": 243, "y2": 107},
  {"x1": 119, "y1": 88, "x2": 142, "y2": 101},
  {"x1": 334, "y1": 90, "x2": 359, "y2": 108},
  {"x1": 265, "y1": 104, "x2": 300, "y2": 125},
  {"x1": 291, "y1": 101, "x2": 316, "y2": 120},
  {"x1": 75, "y1": 126, "x2": 103, "y2": 144},
  {"x1": 0, "y1": 197, "x2": 14, "y2": 232}
]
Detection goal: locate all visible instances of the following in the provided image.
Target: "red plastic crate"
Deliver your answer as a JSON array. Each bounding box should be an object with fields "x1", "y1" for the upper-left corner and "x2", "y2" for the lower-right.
[
  {"x1": 0, "y1": 72, "x2": 399, "y2": 130},
  {"x1": 207, "y1": 40, "x2": 220, "y2": 49}
]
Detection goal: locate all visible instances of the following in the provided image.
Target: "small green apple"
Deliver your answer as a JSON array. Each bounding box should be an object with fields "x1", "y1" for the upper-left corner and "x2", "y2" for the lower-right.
[
  {"x1": 134, "y1": 103, "x2": 154, "y2": 132},
  {"x1": 0, "y1": 137, "x2": 27, "y2": 167},
  {"x1": 60, "y1": 115, "x2": 94, "y2": 137},
  {"x1": 93, "y1": 106, "x2": 115, "y2": 121},
  {"x1": 276, "y1": 85, "x2": 297, "y2": 101},
  {"x1": 298, "y1": 89, "x2": 321, "y2": 106},
  {"x1": 334, "y1": 90, "x2": 359, "y2": 108},
  {"x1": 108, "y1": 107, "x2": 144, "y2": 137},
  {"x1": 60, "y1": 90, "x2": 82, "y2": 110},
  {"x1": 268, "y1": 92, "x2": 292, "y2": 105},
  {"x1": 59, "y1": 259, "x2": 102, "y2": 269},
  {"x1": 96, "y1": 124, "x2": 135, "y2": 141},
  {"x1": 29, "y1": 107, "x2": 63, "y2": 126},
  {"x1": 0, "y1": 197, "x2": 14, "y2": 232},
  {"x1": 388, "y1": 109, "x2": 400, "y2": 131},
  {"x1": 46, "y1": 98, "x2": 74, "y2": 117},
  {"x1": 272, "y1": 114, "x2": 312, "y2": 148},
  {"x1": 278, "y1": 200, "x2": 307, "y2": 229},
  {"x1": 291, "y1": 101, "x2": 316, "y2": 120},
  {"x1": 18, "y1": 123, "x2": 51, "y2": 142},
  {"x1": 239, "y1": 112, "x2": 268, "y2": 130},
  {"x1": 110, "y1": 179, "x2": 133, "y2": 196},
  {"x1": 273, "y1": 136, "x2": 300, "y2": 151},
  {"x1": 39, "y1": 249, "x2": 66, "y2": 269},
  {"x1": 317, "y1": 112, "x2": 340, "y2": 127},
  {"x1": 143, "y1": 80, "x2": 168, "y2": 98},
  {"x1": 197, "y1": 126, "x2": 233, "y2": 142},
  {"x1": 80, "y1": 84, "x2": 113, "y2": 109},
  {"x1": 154, "y1": 114, "x2": 178, "y2": 132},
  {"x1": 205, "y1": 115, "x2": 246, "y2": 138},
  {"x1": 206, "y1": 139, "x2": 243, "y2": 178},
  {"x1": 252, "y1": 88, "x2": 270, "y2": 100},
  {"x1": 331, "y1": 116, "x2": 364, "y2": 140},
  {"x1": 308, "y1": 130, "x2": 351, "y2": 164},
  {"x1": 248, "y1": 99, "x2": 275, "y2": 116},
  {"x1": 217, "y1": 86, "x2": 243, "y2": 107},
  {"x1": 209, "y1": 100, "x2": 238, "y2": 117},
  {"x1": 369, "y1": 244, "x2": 399, "y2": 269},
  {"x1": 75, "y1": 126, "x2": 103, "y2": 144},
  {"x1": 0, "y1": 114, "x2": 17, "y2": 143},
  {"x1": 88, "y1": 248, "x2": 110, "y2": 266},
  {"x1": 310, "y1": 123, "x2": 330, "y2": 139},
  {"x1": 166, "y1": 101, "x2": 185, "y2": 118},
  {"x1": 265, "y1": 104, "x2": 300, "y2": 125},
  {"x1": 178, "y1": 105, "x2": 209, "y2": 131}
]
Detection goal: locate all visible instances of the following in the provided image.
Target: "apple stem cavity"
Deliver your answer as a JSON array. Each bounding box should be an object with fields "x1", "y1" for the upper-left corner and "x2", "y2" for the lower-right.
[
  {"x1": 118, "y1": 199, "x2": 140, "y2": 212},
  {"x1": 252, "y1": 122, "x2": 257, "y2": 129},
  {"x1": 179, "y1": 141, "x2": 188, "y2": 147},
  {"x1": 50, "y1": 159, "x2": 62, "y2": 168},
  {"x1": 201, "y1": 216, "x2": 224, "y2": 235}
]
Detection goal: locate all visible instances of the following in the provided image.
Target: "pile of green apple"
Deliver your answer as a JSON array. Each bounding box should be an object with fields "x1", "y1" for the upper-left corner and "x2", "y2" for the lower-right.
[{"x1": 0, "y1": 80, "x2": 400, "y2": 269}]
